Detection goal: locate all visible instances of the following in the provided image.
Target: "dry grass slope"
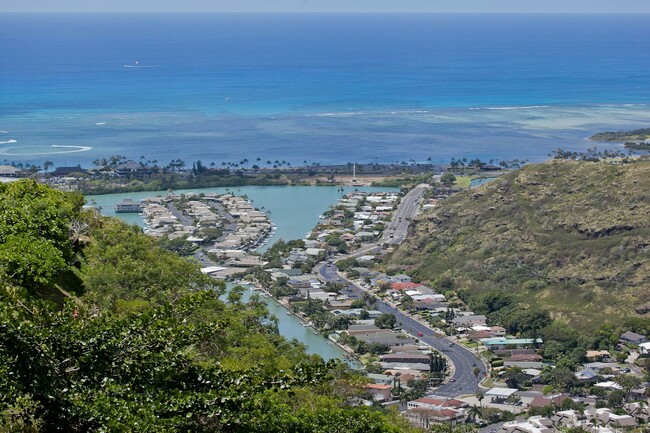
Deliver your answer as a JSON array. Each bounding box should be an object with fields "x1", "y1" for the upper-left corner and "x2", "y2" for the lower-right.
[{"x1": 388, "y1": 160, "x2": 650, "y2": 330}]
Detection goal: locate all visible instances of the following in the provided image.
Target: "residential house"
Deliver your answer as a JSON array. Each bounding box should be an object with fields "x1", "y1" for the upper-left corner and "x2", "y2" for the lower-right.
[
  {"x1": 354, "y1": 231, "x2": 376, "y2": 242},
  {"x1": 331, "y1": 309, "x2": 382, "y2": 319},
  {"x1": 575, "y1": 368, "x2": 599, "y2": 381},
  {"x1": 586, "y1": 350, "x2": 612, "y2": 361},
  {"x1": 366, "y1": 373, "x2": 395, "y2": 386},
  {"x1": 529, "y1": 396, "x2": 570, "y2": 410},
  {"x1": 588, "y1": 408, "x2": 637, "y2": 429},
  {"x1": 551, "y1": 410, "x2": 582, "y2": 428},
  {"x1": 504, "y1": 354, "x2": 544, "y2": 369},
  {"x1": 405, "y1": 397, "x2": 467, "y2": 429},
  {"x1": 453, "y1": 315, "x2": 487, "y2": 328},
  {"x1": 619, "y1": 331, "x2": 648, "y2": 345},
  {"x1": 407, "y1": 397, "x2": 467, "y2": 410},
  {"x1": 392, "y1": 274, "x2": 412, "y2": 283},
  {"x1": 405, "y1": 408, "x2": 465, "y2": 429},
  {"x1": 364, "y1": 383, "x2": 392, "y2": 402},
  {"x1": 481, "y1": 338, "x2": 543, "y2": 352},
  {"x1": 380, "y1": 353, "x2": 430, "y2": 365},
  {"x1": 499, "y1": 416, "x2": 556, "y2": 433},
  {"x1": 391, "y1": 282, "x2": 422, "y2": 291},
  {"x1": 0, "y1": 165, "x2": 19, "y2": 178},
  {"x1": 625, "y1": 402, "x2": 650, "y2": 423},
  {"x1": 469, "y1": 330, "x2": 493, "y2": 340},
  {"x1": 355, "y1": 331, "x2": 416, "y2": 347},
  {"x1": 115, "y1": 162, "x2": 149, "y2": 178}
]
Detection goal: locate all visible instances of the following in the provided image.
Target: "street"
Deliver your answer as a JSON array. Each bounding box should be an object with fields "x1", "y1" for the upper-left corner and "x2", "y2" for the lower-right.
[
  {"x1": 315, "y1": 184, "x2": 487, "y2": 397},
  {"x1": 318, "y1": 264, "x2": 486, "y2": 397}
]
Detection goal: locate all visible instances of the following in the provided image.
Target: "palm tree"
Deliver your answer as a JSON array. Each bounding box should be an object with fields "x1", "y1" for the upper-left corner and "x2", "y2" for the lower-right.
[
  {"x1": 43, "y1": 160, "x2": 53, "y2": 177},
  {"x1": 476, "y1": 391, "x2": 484, "y2": 409},
  {"x1": 507, "y1": 394, "x2": 521, "y2": 416},
  {"x1": 473, "y1": 366, "x2": 481, "y2": 384},
  {"x1": 467, "y1": 404, "x2": 482, "y2": 423}
]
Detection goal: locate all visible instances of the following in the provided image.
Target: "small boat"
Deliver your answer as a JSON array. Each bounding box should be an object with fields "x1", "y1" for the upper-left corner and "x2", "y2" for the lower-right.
[{"x1": 301, "y1": 322, "x2": 311, "y2": 327}]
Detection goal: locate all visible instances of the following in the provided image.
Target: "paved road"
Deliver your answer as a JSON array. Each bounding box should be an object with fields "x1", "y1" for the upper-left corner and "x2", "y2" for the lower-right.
[
  {"x1": 334, "y1": 183, "x2": 430, "y2": 260},
  {"x1": 380, "y1": 183, "x2": 429, "y2": 245},
  {"x1": 314, "y1": 184, "x2": 487, "y2": 397},
  {"x1": 319, "y1": 265, "x2": 486, "y2": 397}
]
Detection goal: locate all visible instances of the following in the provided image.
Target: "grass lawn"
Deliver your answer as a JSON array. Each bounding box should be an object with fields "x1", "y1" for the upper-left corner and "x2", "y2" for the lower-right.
[{"x1": 454, "y1": 176, "x2": 472, "y2": 188}]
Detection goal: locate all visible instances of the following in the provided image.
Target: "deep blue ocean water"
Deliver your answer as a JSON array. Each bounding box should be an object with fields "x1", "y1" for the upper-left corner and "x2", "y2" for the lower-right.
[{"x1": 1, "y1": 13, "x2": 649, "y2": 166}]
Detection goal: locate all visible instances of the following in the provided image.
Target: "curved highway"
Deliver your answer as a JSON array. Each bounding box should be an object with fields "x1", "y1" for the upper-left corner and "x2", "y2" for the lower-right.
[{"x1": 316, "y1": 184, "x2": 487, "y2": 397}]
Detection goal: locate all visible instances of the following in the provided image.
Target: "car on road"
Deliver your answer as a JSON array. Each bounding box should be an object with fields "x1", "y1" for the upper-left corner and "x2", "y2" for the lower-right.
[
  {"x1": 448, "y1": 343, "x2": 453, "y2": 347},
  {"x1": 450, "y1": 378, "x2": 456, "y2": 382},
  {"x1": 417, "y1": 331, "x2": 423, "y2": 337}
]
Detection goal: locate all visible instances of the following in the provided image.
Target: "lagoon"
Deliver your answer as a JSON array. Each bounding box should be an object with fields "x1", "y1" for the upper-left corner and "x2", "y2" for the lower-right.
[
  {"x1": 87, "y1": 185, "x2": 390, "y2": 362},
  {"x1": 87, "y1": 184, "x2": 397, "y2": 251}
]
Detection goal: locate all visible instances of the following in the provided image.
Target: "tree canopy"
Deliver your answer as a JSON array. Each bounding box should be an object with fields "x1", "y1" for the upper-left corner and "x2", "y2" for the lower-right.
[{"x1": 0, "y1": 180, "x2": 422, "y2": 432}]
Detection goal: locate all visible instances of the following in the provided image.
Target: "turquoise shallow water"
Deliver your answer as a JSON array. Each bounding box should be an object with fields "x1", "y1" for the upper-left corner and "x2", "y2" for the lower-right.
[
  {"x1": 1, "y1": 14, "x2": 649, "y2": 166},
  {"x1": 87, "y1": 185, "x2": 397, "y2": 251},
  {"x1": 88, "y1": 185, "x2": 389, "y2": 362}
]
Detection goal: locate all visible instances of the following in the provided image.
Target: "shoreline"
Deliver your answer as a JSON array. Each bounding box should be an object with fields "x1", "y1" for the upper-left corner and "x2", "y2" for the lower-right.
[
  {"x1": 247, "y1": 285, "x2": 362, "y2": 365},
  {"x1": 4, "y1": 103, "x2": 650, "y2": 169},
  {"x1": 260, "y1": 286, "x2": 363, "y2": 366}
]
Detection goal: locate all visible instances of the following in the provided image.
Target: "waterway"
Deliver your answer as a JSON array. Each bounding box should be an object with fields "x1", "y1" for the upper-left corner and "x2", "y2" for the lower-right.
[
  {"x1": 87, "y1": 185, "x2": 396, "y2": 252},
  {"x1": 88, "y1": 184, "x2": 395, "y2": 362},
  {"x1": 236, "y1": 285, "x2": 358, "y2": 365}
]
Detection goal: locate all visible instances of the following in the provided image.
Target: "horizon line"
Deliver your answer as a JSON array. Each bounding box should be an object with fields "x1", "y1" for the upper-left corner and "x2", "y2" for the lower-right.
[{"x1": 2, "y1": 11, "x2": 650, "y2": 14}]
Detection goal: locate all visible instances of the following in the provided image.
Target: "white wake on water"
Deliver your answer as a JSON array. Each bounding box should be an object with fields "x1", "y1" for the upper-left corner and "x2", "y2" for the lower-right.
[{"x1": 0, "y1": 144, "x2": 92, "y2": 156}]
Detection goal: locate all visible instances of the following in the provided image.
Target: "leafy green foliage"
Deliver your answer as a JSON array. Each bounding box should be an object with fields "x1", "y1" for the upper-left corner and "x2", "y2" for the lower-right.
[
  {"x1": 375, "y1": 313, "x2": 397, "y2": 329},
  {"x1": 0, "y1": 182, "x2": 423, "y2": 432},
  {"x1": 0, "y1": 287, "x2": 340, "y2": 432},
  {"x1": 590, "y1": 128, "x2": 650, "y2": 142},
  {"x1": 0, "y1": 180, "x2": 83, "y2": 291},
  {"x1": 79, "y1": 218, "x2": 222, "y2": 309},
  {"x1": 440, "y1": 173, "x2": 456, "y2": 186},
  {"x1": 157, "y1": 236, "x2": 199, "y2": 256}
]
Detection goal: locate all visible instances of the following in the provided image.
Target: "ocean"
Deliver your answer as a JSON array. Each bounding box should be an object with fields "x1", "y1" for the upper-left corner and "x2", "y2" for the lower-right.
[{"x1": 1, "y1": 13, "x2": 649, "y2": 166}]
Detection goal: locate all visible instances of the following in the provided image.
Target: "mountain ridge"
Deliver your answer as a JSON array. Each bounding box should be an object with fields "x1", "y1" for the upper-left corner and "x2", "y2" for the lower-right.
[{"x1": 387, "y1": 160, "x2": 650, "y2": 330}]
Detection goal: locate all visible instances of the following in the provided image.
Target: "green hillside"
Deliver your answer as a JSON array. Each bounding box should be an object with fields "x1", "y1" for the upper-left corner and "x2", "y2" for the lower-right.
[
  {"x1": 388, "y1": 160, "x2": 650, "y2": 331},
  {"x1": 0, "y1": 180, "x2": 420, "y2": 433}
]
